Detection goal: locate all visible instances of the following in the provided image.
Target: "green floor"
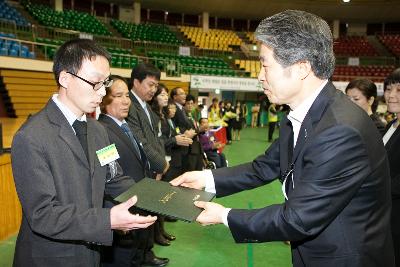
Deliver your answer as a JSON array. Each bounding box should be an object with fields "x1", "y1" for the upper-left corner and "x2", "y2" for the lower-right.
[{"x1": 0, "y1": 127, "x2": 291, "y2": 267}]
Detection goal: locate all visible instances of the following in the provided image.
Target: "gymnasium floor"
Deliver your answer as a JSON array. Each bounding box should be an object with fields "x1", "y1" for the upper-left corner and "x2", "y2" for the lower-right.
[{"x1": 0, "y1": 126, "x2": 292, "y2": 267}]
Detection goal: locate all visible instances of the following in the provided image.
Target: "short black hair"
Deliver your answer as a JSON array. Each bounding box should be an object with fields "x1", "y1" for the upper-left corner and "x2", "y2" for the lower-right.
[
  {"x1": 345, "y1": 78, "x2": 378, "y2": 112},
  {"x1": 384, "y1": 68, "x2": 400, "y2": 91},
  {"x1": 130, "y1": 62, "x2": 160, "y2": 88},
  {"x1": 199, "y1": 117, "x2": 208, "y2": 124},
  {"x1": 185, "y1": 94, "x2": 195, "y2": 103},
  {"x1": 53, "y1": 38, "x2": 111, "y2": 87}
]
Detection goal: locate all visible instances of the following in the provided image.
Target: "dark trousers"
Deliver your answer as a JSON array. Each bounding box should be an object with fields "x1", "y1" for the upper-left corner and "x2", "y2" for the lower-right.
[
  {"x1": 268, "y1": 122, "x2": 277, "y2": 141},
  {"x1": 206, "y1": 151, "x2": 227, "y2": 168}
]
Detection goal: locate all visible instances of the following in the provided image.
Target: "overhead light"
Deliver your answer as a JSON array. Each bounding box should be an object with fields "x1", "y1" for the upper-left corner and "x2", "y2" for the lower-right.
[{"x1": 343, "y1": 0, "x2": 350, "y2": 2}]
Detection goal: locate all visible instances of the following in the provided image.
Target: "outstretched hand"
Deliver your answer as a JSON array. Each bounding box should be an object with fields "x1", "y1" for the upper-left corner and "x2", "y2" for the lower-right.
[
  {"x1": 194, "y1": 201, "x2": 227, "y2": 226},
  {"x1": 110, "y1": 196, "x2": 157, "y2": 231},
  {"x1": 170, "y1": 171, "x2": 206, "y2": 190}
]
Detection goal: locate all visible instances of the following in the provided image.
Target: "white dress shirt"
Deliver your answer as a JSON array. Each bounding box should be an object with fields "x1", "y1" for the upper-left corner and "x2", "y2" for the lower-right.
[{"x1": 52, "y1": 94, "x2": 87, "y2": 134}]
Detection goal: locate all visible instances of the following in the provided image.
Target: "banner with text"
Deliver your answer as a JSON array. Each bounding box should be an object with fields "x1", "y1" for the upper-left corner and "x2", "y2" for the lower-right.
[
  {"x1": 190, "y1": 75, "x2": 384, "y2": 95},
  {"x1": 190, "y1": 75, "x2": 262, "y2": 92}
]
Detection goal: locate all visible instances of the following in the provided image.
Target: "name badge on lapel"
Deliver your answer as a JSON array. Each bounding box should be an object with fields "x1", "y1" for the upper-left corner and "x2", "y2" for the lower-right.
[{"x1": 96, "y1": 144, "x2": 120, "y2": 166}]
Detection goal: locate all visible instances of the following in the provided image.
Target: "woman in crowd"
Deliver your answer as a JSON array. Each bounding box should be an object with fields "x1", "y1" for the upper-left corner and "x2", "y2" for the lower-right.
[
  {"x1": 345, "y1": 78, "x2": 386, "y2": 135},
  {"x1": 149, "y1": 84, "x2": 191, "y2": 246},
  {"x1": 382, "y1": 69, "x2": 400, "y2": 266},
  {"x1": 232, "y1": 101, "x2": 244, "y2": 141}
]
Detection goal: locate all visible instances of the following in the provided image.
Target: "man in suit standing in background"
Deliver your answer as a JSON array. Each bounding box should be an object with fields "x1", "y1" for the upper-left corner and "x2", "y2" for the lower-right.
[
  {"x1": 98, "y1": 75, "x2": 169, "y2": 267},
  {"x1": 170, "y1": 87, "x2": 197, "y2": 171},
  {"x1": 11, "y1": 39, "x2": 156, "y2": 267},
  {"x1": 172, "y1": 10, "x2": 395, "y2": 267},
  {"x1": 126, "y1": 63, "x2": 169, "y2": 179}
]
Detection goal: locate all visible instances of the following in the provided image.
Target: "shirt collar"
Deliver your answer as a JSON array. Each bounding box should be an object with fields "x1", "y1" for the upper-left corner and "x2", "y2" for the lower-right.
[
  {"x1": 105, "y1": 114, "x2": 125, "y2": 127},
  {"x1": 131, "y1": 89, "x2": 147, "y2": 109},
  {"x1": 175, "y1": 102, "x2": 183, "y2": 110},
  {"x1": 52, "y1": 94, "x2": 87, "y2": 127},
  {"x1": 287, "y1": 80, "x2": 328, "y2": 126}
]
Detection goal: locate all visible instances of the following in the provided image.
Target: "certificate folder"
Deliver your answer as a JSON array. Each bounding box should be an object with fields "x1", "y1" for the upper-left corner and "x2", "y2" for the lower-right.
[{"x1": 115, "y1": 178, "x2": 215, "y2": 222}]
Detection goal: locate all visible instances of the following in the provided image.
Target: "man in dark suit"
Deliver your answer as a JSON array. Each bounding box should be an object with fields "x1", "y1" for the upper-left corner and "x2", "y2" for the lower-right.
[
  {"x1": 126, "y1": 63, "x2": 169, "y2": 180},
  {"x1": 172, "y1": 10, "x2": 395, "y2": 267},
  {"x1": 11, "y1": 39, "x2": 156, "y2": 267},
  {"x1": 183, "y1": 94, "x2": 204, "y2": 171},
  {"x1": 170, "y1": 88, "x2": 199, "y2": 171},
  {"x1": 98, "y1": 75, "x2": 169, "y2": 267}
]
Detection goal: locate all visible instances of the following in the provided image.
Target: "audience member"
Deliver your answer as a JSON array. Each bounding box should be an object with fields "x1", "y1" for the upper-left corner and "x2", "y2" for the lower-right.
[
  {"x1": 346, "y1": 78, "x2": 386, "y2": 135},
  {"x1": 251, "y1": 103, "x2": 260, "y2": 127},
  {"x1": 126, "y1": 62, "x2": 168, "y2": 179},
  {"x1": 198, "y1": 118, "x2": 227, "y2": 168},
  {"x1": 383, "y1": 68, "x2": 400, "y2": 266},
  {"x1": 268, "y1": 103, "x2": 278, "y2": 142},
  {"x1": 232, "y1": 101, "x2": 244, "y2": 141}
]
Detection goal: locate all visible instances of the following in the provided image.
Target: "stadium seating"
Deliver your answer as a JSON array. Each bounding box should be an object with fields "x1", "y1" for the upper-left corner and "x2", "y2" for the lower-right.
[
  {"x1": 0, "y1": 33, "x2": 36, "y2": 58},
  {"x1": 0, "y1": 0, "x2": 30, "y2": 27},
  {"x1": 23, "y1": 2, "x2": 111, "y2": 36},
  {"x1": 234, "y1": 59, "x2": 260, "y2": 78},
  {"x1": 111, "y1": 20, "x2": 182, "y2": 45},
  {"x1": 179, "y1": 26, "x2": 242, "y2": 51},
  {"x1": 0, "y1": 69, "x2": 57, "y2": 117},
  {"x1": 332, "y1": 65, "x2": 396, "y2": 82},
  {"x1": 334, "y1": 36, "x2": 378, "y2": 56},
  {"x1": 378, "y1": 34, "x2": 400, "y2": 57},
  {"x1": 246, "y1": 32, "x2": 256, "y2": 44},
  {"x1": 148, "y1": 51, "x2": 235, "y2": 76}
]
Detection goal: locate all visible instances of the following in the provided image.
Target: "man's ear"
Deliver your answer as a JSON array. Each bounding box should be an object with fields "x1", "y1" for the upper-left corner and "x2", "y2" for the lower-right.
[
  {"x1": 133, "y1": 78, "x2": 140, "y2": 90},
  {"x1": 297, "y1": 61, "x2": 312, "y2": 80},
  {"x1": 59, "y1": 71, "x2": 69, "y2": 89}
]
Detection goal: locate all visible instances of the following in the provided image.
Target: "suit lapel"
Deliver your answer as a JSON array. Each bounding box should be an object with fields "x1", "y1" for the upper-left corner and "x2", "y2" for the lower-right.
[
  {"x1": 47, "y1": 100, "x2": 90, "y2": 169},
  {"x1": 130, "y1": 92, "x2": 157, "y2": 135},
  {"x1": 292, "y1": 82, "x2": 334, "y2": 164},
  {"x1": 385, "y1": 121, "x2": 400, "y2": 151},
  {"x1": 99, "y1": 114, "x2": 143, "y2": 163}
]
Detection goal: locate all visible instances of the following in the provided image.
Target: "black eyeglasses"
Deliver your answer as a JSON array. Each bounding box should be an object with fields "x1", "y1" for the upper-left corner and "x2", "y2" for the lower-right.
[{"x1": 67, "y1": 71, "x2": 113, "y2": 91}]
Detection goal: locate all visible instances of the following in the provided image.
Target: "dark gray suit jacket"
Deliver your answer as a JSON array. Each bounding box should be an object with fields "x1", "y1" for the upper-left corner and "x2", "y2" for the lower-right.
[
  {"x1": 126, "y1": 91, "x2": 166, "y2": 174},
  {"x1": 212, "y1": 82, "x2": 395, "y2": 267},
  {"x1": 11, "y1": 100, "x2": 114, "y2": 267},
  {"x1": 98, "y1": 114, "x2": 148, "y2": 183}
]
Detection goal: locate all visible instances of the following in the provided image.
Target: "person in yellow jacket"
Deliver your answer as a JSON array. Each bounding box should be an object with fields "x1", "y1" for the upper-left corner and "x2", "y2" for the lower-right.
[{"x1": 268, "y1": 103, "x2": 278, "y2": 142}]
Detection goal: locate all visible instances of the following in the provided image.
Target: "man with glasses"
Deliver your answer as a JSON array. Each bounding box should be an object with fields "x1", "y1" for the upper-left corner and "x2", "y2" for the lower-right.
[{"x1": 11, "y1": 39, "x2": 157, "y2": 267}]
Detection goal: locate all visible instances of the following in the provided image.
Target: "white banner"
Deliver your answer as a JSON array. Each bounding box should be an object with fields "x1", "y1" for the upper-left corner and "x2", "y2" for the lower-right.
[
  {"x1": 190, "y1": 75, "x2": 262, "y2": 92},
  {"x1": 179, "y1": 46, "x2": 191, "y2": 56},
  {"x1": 190, "y1": 76, "x2": 384, "y2": 95}
]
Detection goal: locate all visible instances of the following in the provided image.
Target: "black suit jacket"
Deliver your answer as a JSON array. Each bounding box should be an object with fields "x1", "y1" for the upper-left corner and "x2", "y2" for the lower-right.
[
  {"x1": 385, "y1": 120, "x2": 400, "y2": 235},
  {"x1": 98, "y1": 114, "x2": 147, "y2": 183},
  {"x1": 11, "y1": 100, "x2": 114, "y2": 267},
  {"x1": 172, "y1": 103, "x2": 193, "y2": 134},
  {"x1": 126, "y1": 91, "x2": 166, "y2": 174},
  {"x1": 212, "y1": 82, "x2": 394, "y2": 267}
]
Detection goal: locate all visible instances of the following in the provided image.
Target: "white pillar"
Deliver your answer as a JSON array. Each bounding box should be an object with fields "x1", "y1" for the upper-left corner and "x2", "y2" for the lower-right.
[
  {"x1": 54, "y1": 0, "x2": 63, "y2": 12},
  {"x1": 133, "y1": 2, "x2": 141, "y2": 25},
  {"x1": 202, "y1": 12, "x2": 209, "y2": 32},
  {"x1": 333, "y1": 20, "x2": 340, "y2": 39}
]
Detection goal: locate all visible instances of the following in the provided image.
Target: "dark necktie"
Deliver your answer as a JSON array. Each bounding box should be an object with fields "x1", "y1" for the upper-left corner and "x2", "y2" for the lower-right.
[
  {"x1": 72, "y1": 120, "x2": 89, "y2": 160},
  {"x1": 120, "y1": 123, "x2": 141, "y2": 160}
]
